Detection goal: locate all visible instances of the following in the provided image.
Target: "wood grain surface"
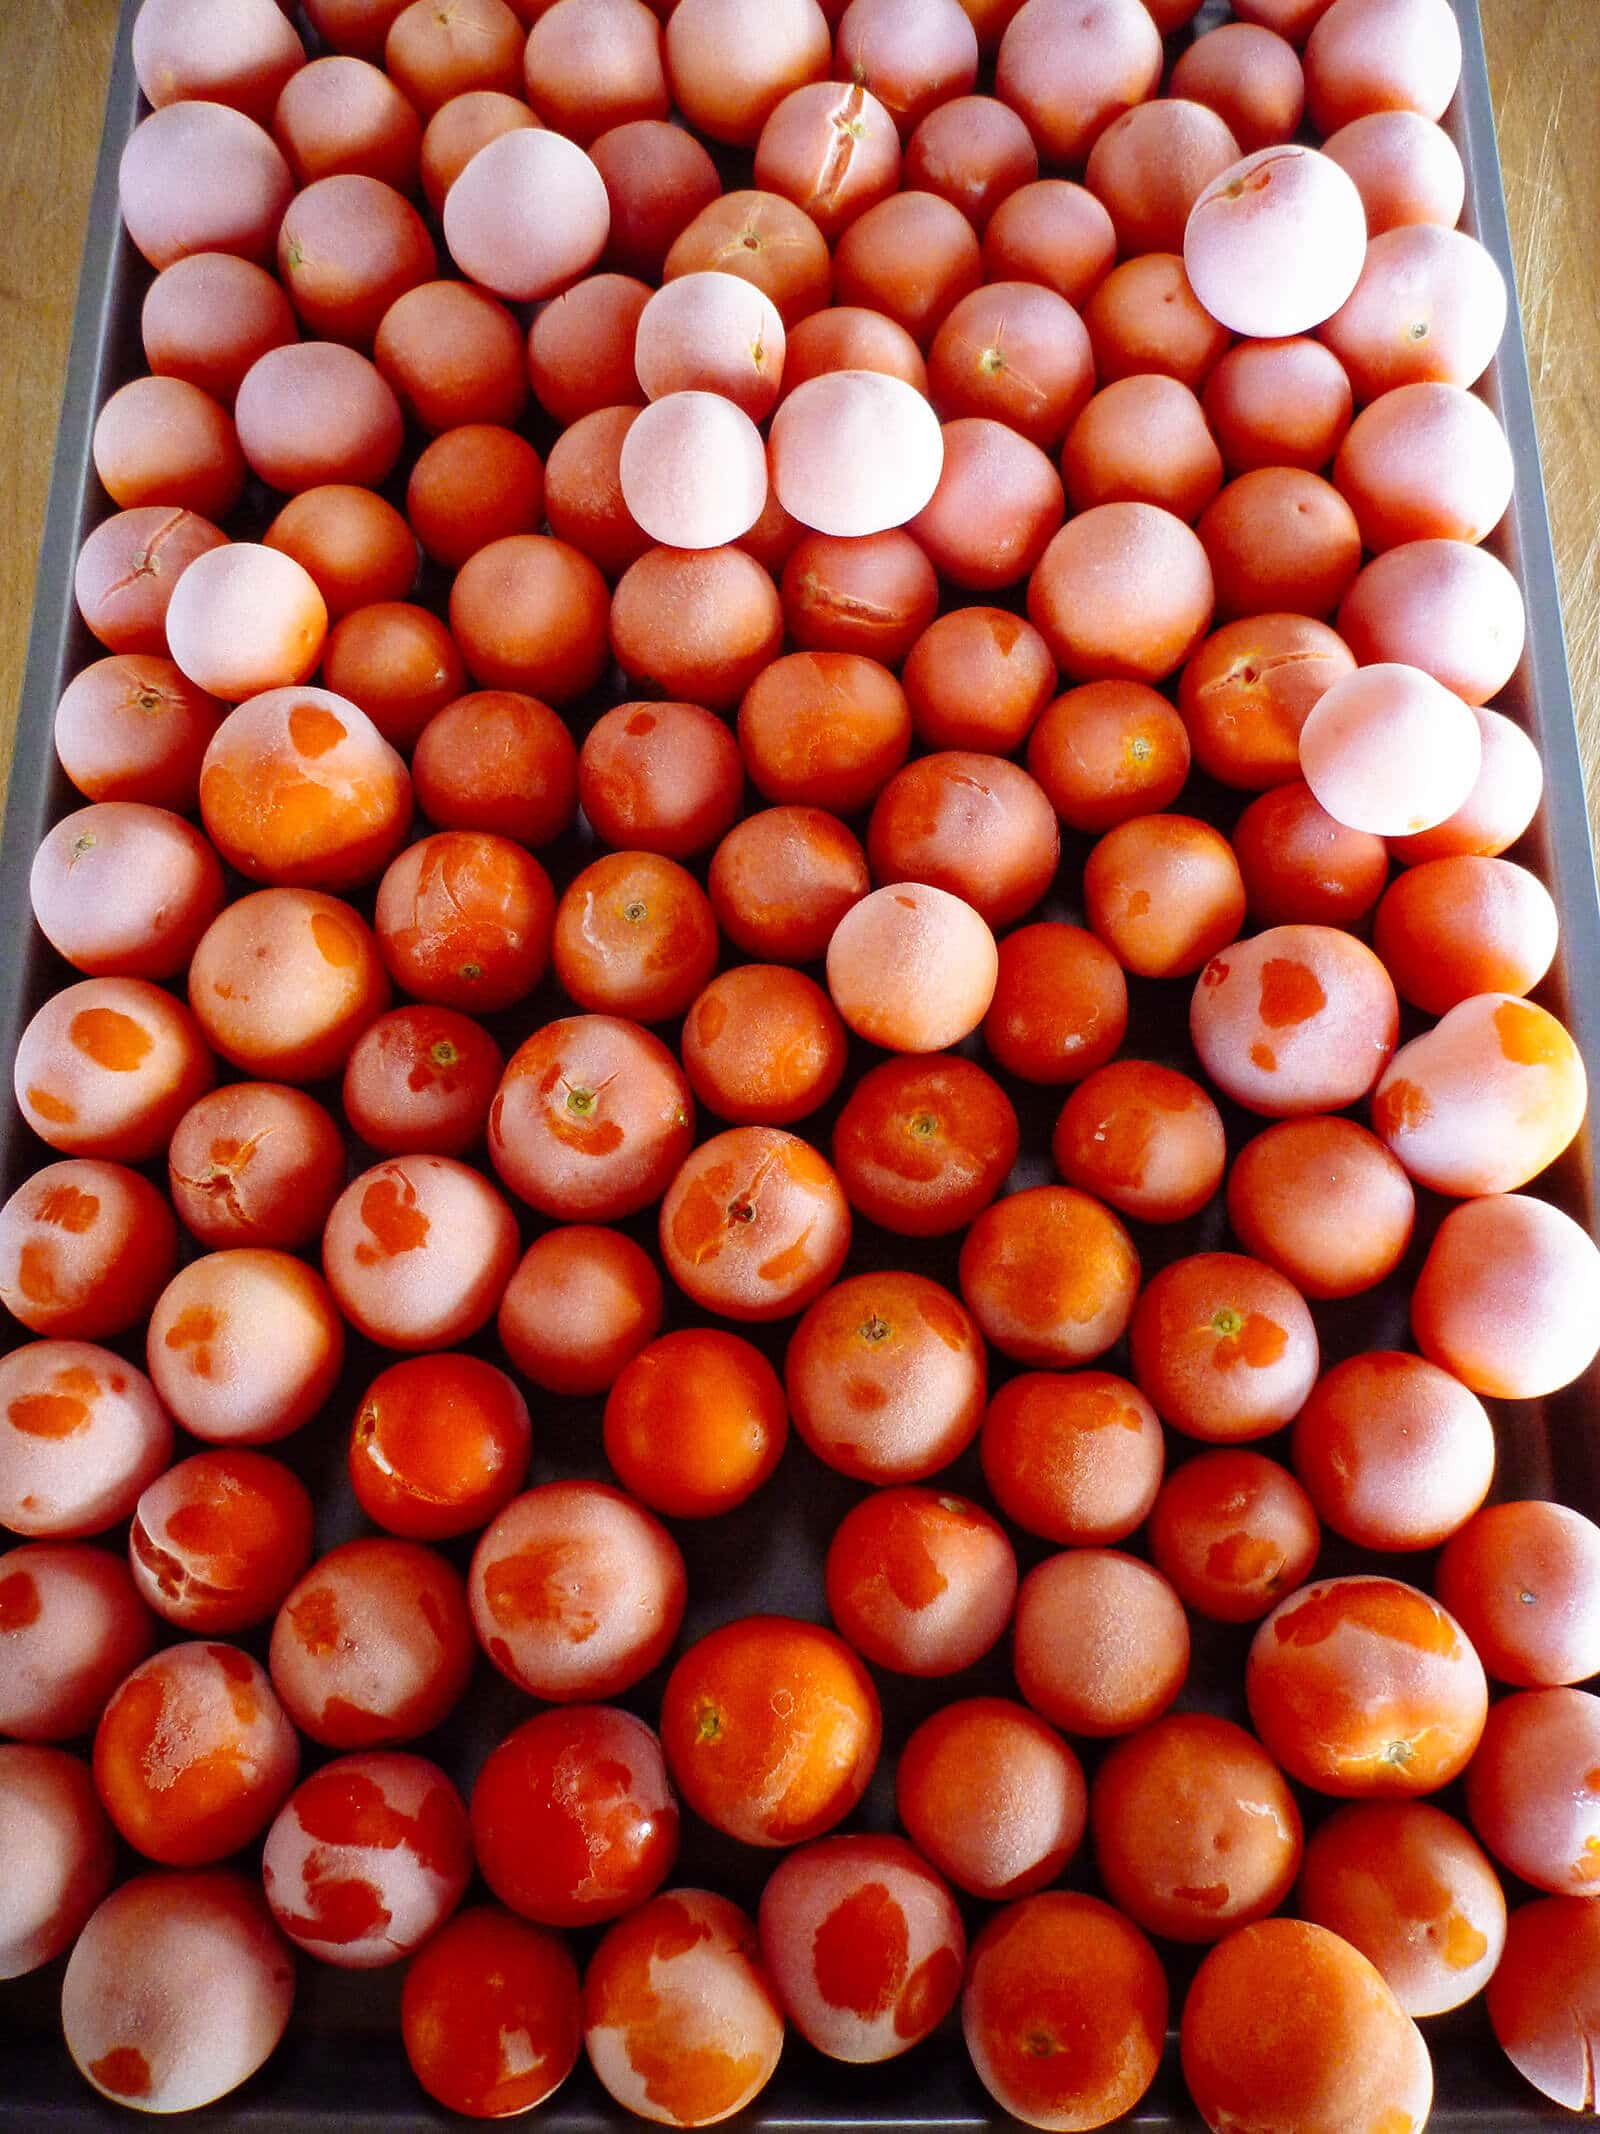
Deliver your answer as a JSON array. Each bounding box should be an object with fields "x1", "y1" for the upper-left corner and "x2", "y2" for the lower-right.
[{"x1": 2, "y1": 0, "x2": 1596, "y2": 814}]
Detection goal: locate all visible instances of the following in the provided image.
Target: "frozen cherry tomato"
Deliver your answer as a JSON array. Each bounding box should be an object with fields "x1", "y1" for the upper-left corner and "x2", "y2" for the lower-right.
[
  {"x1": 1181, "y1": 1917, "x2": 1432, "y2": 2134},
  {"x1": 786, "y1": 1270, "x2": 985, "y2": 1484},
  {"x1": 1291, "y1": 1350, "x2": 1493, "y2": 1552},
  {"x1": 832, "y1": 1055, "x2": 1018, "y2": 1238},
  {"x1": 0, "y1": 1744, "x2": 115, "y2": 1978},
  {"x1": 14, "y1": 975, "x2": 215, "y2": 1164},
  {"x1": 896, "y1": 1696, "x2": 1085, "y2": 1901},
  {"x1": 681, "y1": 964, "x2": 847, "y2": 1126},
  {"x1": 188, "y1": 886, "x2": 390, "y2": 1084},
  {"x1": 61, "y1": 1868, "x2": 295, "y2": 2114},
  {"x1": 0, "y1": 1544, "x2": 155, "y2": 1742},
  {"x1": 963, "y1": 1892, "x2": 1167, "y2": 2133},
  {"x1": 1247, "y1": 1575, "x2": 1487, "y2": 1797},
  {"x1": 341, "y1": 1004, "x2": 503, "y2": 1157},
  {"x1": 269, "y1": 1537, "x2": 474, "y2": 1749},
  {"x1": 1190, "y1": 923, "x2": 1399, "y2": 1118},
  {"x1": 497, "y1": 1225, "x2": 664, "y2": 1397},
  {"x1": 583, "y1": 1888, "x2": 784, "y2": 2128},
  {"x1": 980, "y1": 1370, "x2": 1164, "y2": 1546},
  {"x1": 489, "y1": 1014, "x2": 694, "y2": 1222},
  {"x1": 1435, "y1": 1500, "x2": 1600, "y2": 1689},
  {"x1": 471, "y1": 1704, "x2": 678, "y2": 1927},
  {"x1": 401, "y1": 1905, "x2": 582, "y2": 2119},
  {"x1": 604, "y1": 1329, "x2": 788, "y2": 1519},
  {"x1": 1486, "y1": 1895, "x2": 1600, "y2": 2114},
  {"x1": 469, "y1": 1481, "x2": 686, "y2": 1702},
  {"x1": 825, "y1": 1488, "x2": 1016, "y2": 1676},
  {"x1": 708, "y1": 804, "x2": 870, "y2": 964},
  {"x1": 660, "y1": 1614, "x2": 881, "y2": 1847},
  {"x1": 1464, "y1": 1687, "x2": 1600, "y2": 1898},
  {"x1": 1130, "y1": 1250, "x2": 1319, "y2": 1443},
  {"x1": 1052, "y1": 1058, "x2": 1227, "y2": 1224},
  {"x1": 0, "y1": 1158, "x2": 177, "y2": 1340},
  {"x1": 982, "y1": 922, "x2": 1128, "y2": 1086},
  {"x1": 0, "y1": 1341, "x2": 172, "y2": 1540},
  {"x1": 323, "y1": 1154, "x2": 520, "y2": 1350},
  {"x1": 1148, "y1": 1448, "x2": 1321, "y2": 1623},
  {"x1": 758, "y1": 1834, "x2": 965, "y2": 2062},
  {"x1": 1227, "y1": 1115, "x2": 1415, "y2": 1297},
  {"x1": 130, "y1": 1449, "x2": 314, "y2": 1633},
  {"x1": 1014, "y1": 1549, "x2": 1190, "y2": 1738},
  {"x1": 375, "y1": 830, "x2": 555, "y2": 1014},
  {"x1": 167, "y1": 1082, "x2": 346, "y2": 1251},
  {"x1": 958, "y1": 1185, "x2": 1140, "y2": 1369},
  {"x1": 660, "y1": 1126, "x2": 852, "y2": 1323},
  {"x1": 31, "y1": 801, "x2": 226, "y2": 977},
  {"x1": 260, "y1": 1746, "x2": 470, "y2": 1972},
  {"x1": 1296, "y1": 1800, "x2": 1506, "y2": 2017},
  {"x1": 94, "y1": 1640, "x2": 299, "y2": 1864},
  {"x1": 551, "y1": 851, "x2": 719, "y2": 1023},
  {"x1": 1091, "y1": 1713, "x2": 1303, "y2": 1943},
  {"x1": 348, "y1": 1353, "x2": 530, "y2": 1540},
  {"x1": 147, "y1": 1248, "x2": 345, "y2": 1444}
]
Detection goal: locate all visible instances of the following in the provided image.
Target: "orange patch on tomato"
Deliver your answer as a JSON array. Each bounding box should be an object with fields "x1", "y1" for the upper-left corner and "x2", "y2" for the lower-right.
[
  {"x1": 812, "y1": 1882, "x2": 908, "y2": 2018},
  {"x1": 1257, "y1": 956, "x2": 1325, "y2": 1027},
  {"x1": 70, "y1": 1007, "x2": 153, "y2": 1071}
]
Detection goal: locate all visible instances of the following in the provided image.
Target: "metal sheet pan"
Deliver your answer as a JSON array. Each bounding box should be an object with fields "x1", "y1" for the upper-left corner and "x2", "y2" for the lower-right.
[{"x1": 1, "y1": 0, "x2": 1596, "y2": 2124}]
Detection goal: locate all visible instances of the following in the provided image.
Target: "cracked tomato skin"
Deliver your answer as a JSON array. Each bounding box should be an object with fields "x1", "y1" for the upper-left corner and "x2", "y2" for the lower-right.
[
  {"x1": 61, "y1": 1869, "x2": 295, "y2": 2115},
  {"x1": 660, "y1": 1614, "x2": 882, "y2": 1848},
  {"x1": 1247, "y1": 1575, "x2": 1488, "y2": 1798},
  {"x1": 468, "y1": 1480, "x2": 686, "y2": 1701},
  {"x1": 1464, "y1": 1687, "x2": 1600, "y2": 1899},
  {"x1": 1180, "y1": 1916, "x2": 1434, "y2": 2134},
  {"x1": 347, "y1": 1353, "x2": 530, "y2": 1541},
  {"x1": 93, "y1": 1640, "x2": 300, "y2": 1865},
  {"x1": 1089, "y1": 1712, "x2": 1303, "y2": 1945},
  {"x1": 604, "y1": 1330, "x2": 787, "y2": 1519},
  {"x1": 129, "y1": 1449, "x2": 314, "y2": 1632},
  {"x1": 469, "y1": 1705, "x2": 678, "y2": 1929},
  {"x1": 1128, "y1": 1250, "x2": 1319, "y2": 1443},
  {"x1": 659, "y1": 1125, "x2": 852, "y2": 1323},
  {"x1": 488, "y1": 1013, "x2": 695, "y2": 1223},
  {"x1": 262, "y1": 1752, "x2": 470, "y2": 1968},
  {"x1": 322, "y1": 1153, "x2": 520, "y2": 1351},
  {"x1": 584, "y1": 1888, "x2": 784, "y2": 2128},
  {"x1": 268, "y1": 1537, "x2": 474, "y2": 1750},
  {"x1": 1486, "y1": 1895, "x2": 1600, "y2": 2114},
  {"x1": 962, "y1": 1891, "x2": 1167, "y2": 2133},
  {"x1": 375, "y1": 829, "x2": 555, "y2": 1013},
  {"x1": 757, "y1": 1833, "x2": 964, "y2": 2063},
  {"x1": 401, "y1": 1904, "x2": 582, "y2": 2119},
  {"x1": 167, "y1": 1081, "x2": 346, "y2": 1250}
]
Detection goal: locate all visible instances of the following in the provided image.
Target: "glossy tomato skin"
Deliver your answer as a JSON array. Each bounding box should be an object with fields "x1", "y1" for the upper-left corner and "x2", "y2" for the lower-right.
[
  {"x1": 348, "y1": 1353, "x2": 531, "y2": 1539},
  {"x1": 660, "y1": 1615, "x2": 881, "y2": 1848},
  {"x1": 832, "y1": 1055, "x2": 1018, "y2": 1236},
  {"x1": 470, "y1": 1705, "x2": 679, "y2": 1928},
  {"x1": 604, "y1": 1330, "x2": 788, "y2": 1518},
  {"x1": 401, "y1": 1904, "x2": 582, "y2": 2118}
]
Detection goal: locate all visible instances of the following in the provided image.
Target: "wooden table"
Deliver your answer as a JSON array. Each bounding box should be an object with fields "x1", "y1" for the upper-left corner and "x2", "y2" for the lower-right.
[{"x1": 2, "y1": 0, "x2": 1596, "y2": 813}]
